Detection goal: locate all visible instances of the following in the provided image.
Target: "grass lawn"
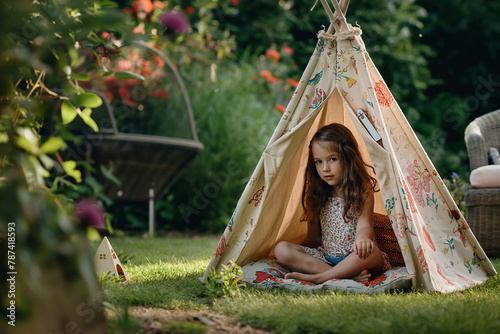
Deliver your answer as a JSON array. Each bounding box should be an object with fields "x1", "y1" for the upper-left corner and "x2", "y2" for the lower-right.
[{"x1": 98, "y1": 235, "x2": 500, "y2": 334}]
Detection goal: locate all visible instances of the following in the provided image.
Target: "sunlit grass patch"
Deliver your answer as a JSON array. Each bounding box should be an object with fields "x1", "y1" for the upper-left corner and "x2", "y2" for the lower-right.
[{"x1": 99, "y1": 235, "x2": 500, "y2": 334}]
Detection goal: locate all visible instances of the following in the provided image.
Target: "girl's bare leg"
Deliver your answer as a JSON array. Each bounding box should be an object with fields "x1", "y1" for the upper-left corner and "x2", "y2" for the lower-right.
[
  {"x1": 284, "y1": 246, "x2": 385, "y2": 284},
  {"x1": 274, "y1": 241, "x2": 332, "y2": 274}
]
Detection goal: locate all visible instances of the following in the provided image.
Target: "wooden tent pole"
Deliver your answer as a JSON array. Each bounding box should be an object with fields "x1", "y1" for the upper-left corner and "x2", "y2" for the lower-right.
[
  {"x1": 340, "y1": 0, "x2": 350, "y2": 15},
  {"x1": 319, "y1": 0, "x2": 342, "y2": 33},
  {"x1": 329, "y1": 0, "x2": 350, "y2": 31}
]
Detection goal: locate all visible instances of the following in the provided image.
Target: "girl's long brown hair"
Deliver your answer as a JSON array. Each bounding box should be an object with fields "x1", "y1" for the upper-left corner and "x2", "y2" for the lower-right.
[{"x1": 301, "y1": 123, "x2": 379, "y2": 225}]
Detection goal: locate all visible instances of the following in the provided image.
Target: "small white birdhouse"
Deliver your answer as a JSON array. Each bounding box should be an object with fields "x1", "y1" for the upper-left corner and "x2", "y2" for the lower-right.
[{"x1": 94, "y1": 236, "x2": 129, "y2": 283}]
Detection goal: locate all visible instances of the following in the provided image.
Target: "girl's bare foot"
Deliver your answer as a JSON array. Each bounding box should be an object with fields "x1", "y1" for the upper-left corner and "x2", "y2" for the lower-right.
[
  {"x1": 284, "y1": 272, "x2": 322, "y2": 283},
  {"x1": 352, "y1": 269, "x2": 371, "y2": 282},
  {"x1": 285, "y1": 269, "x2": 372, "y2": 283}
]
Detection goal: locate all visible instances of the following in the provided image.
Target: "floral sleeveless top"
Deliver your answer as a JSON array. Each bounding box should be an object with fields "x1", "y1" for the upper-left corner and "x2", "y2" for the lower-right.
[{"x1": 320, "y1": 197, "x2": 357, "y2": 257}]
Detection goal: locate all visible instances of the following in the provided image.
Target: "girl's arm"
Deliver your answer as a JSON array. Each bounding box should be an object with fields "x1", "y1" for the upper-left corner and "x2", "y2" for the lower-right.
[{"x1": 353, "y1": 189, "x2": 376, "y2": 260}]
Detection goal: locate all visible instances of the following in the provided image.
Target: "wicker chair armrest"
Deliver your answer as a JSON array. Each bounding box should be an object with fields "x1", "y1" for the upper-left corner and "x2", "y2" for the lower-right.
[
  {"x1": 465, "y1": 122, "x2": 488, "y2": 171},
  {"x1": 465, "y1": 188, "x2": 500, "y2": 206}
]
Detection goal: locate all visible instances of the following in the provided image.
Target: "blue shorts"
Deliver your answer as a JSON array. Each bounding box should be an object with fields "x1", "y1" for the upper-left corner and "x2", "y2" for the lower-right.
[
  {"x1": 324, "y1": 255, "x2": 348, "y2": 265},
  {"x1": 299, "y1": 245, "x2": 349, "y2": 266}
]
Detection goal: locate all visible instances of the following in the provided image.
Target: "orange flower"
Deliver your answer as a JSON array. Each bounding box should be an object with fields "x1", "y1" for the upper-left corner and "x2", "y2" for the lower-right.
[
  {"x1": 265, "y1": 49, "x2": 280, "y2": 62},
  {"x1": 133, "y1": 0, "x2": 153, "y2": 13},
  {"x1": 140, "y1": 65, "x2": 150, "y2": 76},
  {"x1": 127, "y1": 54, "x2": 139, "y2": 61},
  {"x1": 269, "y1": 76, "x2": 280, "y2": 85},
  {"x1": 185, "y1": 6, "x2": 195, "y2": 14},
  {"x1": 153, "y1": 1, "x2": 164, "y2": 10},
  {"x1": 132, "y1": 25, "x2": 145, "y2": 35},
  {"x1": 150, "y1": 90, "x2": 170, "y2": 99},
  {"x1": 259, "y1": 70, "x2": 272, "y2": 80},
  {"x1": 259, "y1": 70, "x2": 280, "y2": 84},
  {"x1": 287, "y1": 78, "x2": 299, "y2": 88},
  {"x1": 281, "y1": 46, "x2": 294, "y2": 55},
  {"x1": 275, "y1": 104, "x2": 286, "y2": 114},
  {"x1": 231, "y1": 0, "x2": 238, "y2": 5},
  {"x1": 117, "y1": 60, "x2": 132, "y2": 71},
  {"x1": 153, "y1": 55, "x2": 164, "y2": 68}
]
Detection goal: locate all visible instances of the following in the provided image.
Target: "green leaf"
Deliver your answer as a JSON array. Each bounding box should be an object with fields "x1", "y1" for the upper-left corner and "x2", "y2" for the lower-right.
[
  {"x1": 0, "y1": 132, "x2": 9, "y2": 143},
  {"x1": 105, "y1": 216, "x2": 114, "y2": 235},
  {"x1": 80, "y1": 108, "x2": 99, "y2": 132},
  {"x1": 57, "y1": 177, "x2": 79, "y2": 190},
  {"x1": 78, "y1": 160, "x2": 97, "y2": 173},
  {"x1": 62, "y1": 160, "x2": 82, "y2": 183},
  {"x1": 39, "y1": 154, "x2": 55, "y2": 170},
  {"x1": 49, "y1": 177, "x2": 60, "y2": 192},
  {"x1": 100, "y1": 164, "x2": 122, "y2": 186},
  {"x1": 15, "y1": 127, "x2": 39, "y2": 154},
  {"x1": 87, "y1": 227, "x2": 101, "y2": 242},
  {"x1": 75, "y1": 92, "x2": 103, "y2": 108},
  {"x1": 114, "y1": 71, "x2": 145, "y2": 80},
  {"x1": 84, "y1": 175, "x2": 103, "y2": 194},
  {"x1": 63, "y1": 83, "x2": 84, "y2": 96},
  {"x1": 71, "y1": 72, "x2": 91, "y2": 81},
  {"x1": 61, "y1": 100, "x2": 78, "y2": 124},
  {"x1": 69, "y1": 47, "x2": 78, "y2": 67},
  {"x1": 16, "y1": 136, "x2": 35, "y2": 154},
  {"x1": 40, "y1": 137, "x2": 65, "y2": 154}
]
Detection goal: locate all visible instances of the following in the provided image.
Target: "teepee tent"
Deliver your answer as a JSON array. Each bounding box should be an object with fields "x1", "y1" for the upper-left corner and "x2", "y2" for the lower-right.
[{"x1": 203, "y1": 0, "x2": 496, "y2": 293}]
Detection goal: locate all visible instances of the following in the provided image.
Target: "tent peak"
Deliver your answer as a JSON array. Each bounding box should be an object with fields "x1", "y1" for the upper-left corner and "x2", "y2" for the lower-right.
[{"x1": 315, "y1": 0, "x2": 351, "y2": 33}]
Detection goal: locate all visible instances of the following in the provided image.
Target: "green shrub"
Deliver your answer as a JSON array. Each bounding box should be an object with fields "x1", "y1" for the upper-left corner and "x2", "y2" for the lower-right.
[
  {"x1": 443, "y1": 172, "x2": 471, "y2": 217},
  {"x1": 205, "y1": 259, "x2": 246, "y2": 298},
  {"x1": 161, "y1": 57, "x2": 284, "y2": 233}
]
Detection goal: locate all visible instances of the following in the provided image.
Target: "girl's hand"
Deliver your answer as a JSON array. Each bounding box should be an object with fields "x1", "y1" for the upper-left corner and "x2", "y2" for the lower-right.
[{"x1": 353, "y1": 237, "x2": 374, "y2": 260}]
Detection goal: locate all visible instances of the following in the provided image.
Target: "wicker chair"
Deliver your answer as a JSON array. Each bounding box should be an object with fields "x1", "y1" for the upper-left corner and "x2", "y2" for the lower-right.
[{"x1": 464, "y1": 109, "x2": 500, "y2": 257}]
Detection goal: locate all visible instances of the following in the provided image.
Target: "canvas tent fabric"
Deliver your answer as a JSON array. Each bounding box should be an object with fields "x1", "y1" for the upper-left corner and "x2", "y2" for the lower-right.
[{"x1": 203, "y1": 24, "x2": 497, "y2": 293}]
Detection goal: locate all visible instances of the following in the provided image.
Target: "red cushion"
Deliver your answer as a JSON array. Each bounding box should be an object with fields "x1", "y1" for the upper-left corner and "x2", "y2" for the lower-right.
[{"x1": 374, "y1": 213, "x2": 405, "y2": 268}]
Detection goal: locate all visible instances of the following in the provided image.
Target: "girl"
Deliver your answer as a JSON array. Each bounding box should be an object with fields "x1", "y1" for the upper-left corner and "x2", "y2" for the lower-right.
[{"x1": 274, "y1": 123, "x2": 389, "y2": 283}]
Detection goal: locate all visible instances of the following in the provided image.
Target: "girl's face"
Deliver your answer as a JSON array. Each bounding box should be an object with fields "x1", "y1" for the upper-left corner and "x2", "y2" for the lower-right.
[{"x1": 311, "y1": 140, "x2": 343, "y2": 187}]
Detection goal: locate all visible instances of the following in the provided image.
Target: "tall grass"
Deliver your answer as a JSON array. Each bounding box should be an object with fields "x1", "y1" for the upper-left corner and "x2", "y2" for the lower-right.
[{"x1": 101, "y1": 236, "x2": 500, "y2": 334}]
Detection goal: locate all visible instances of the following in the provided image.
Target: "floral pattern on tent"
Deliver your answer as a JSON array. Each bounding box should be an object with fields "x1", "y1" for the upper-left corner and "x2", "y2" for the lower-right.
[{"x1": 203, "y1": 24, "x2": 496, "y2": 293}]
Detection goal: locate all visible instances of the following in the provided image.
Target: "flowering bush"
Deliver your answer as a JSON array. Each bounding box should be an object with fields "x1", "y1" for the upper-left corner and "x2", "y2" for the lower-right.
[
  {"x1": 76, "y1": 0, "x2": 240, "y2": 139},
  {"x1": 443, "y1": 172, "x2": 471, "y2": 216},
  {"x1": 254, "y1": 46, "x2": 301, "y2": 114},
  {"x1": 125, "y1": 0, "x2": 237, "y2": 64}
]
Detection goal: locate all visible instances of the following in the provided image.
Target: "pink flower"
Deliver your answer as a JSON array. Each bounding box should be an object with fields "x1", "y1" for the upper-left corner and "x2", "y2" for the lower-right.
[
  {"x1": 74, "y1": 199, "x2": 106, "y2": 230},
  {"x1": 159, "y1": 10, "x2": 190, "y2": 34}
]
